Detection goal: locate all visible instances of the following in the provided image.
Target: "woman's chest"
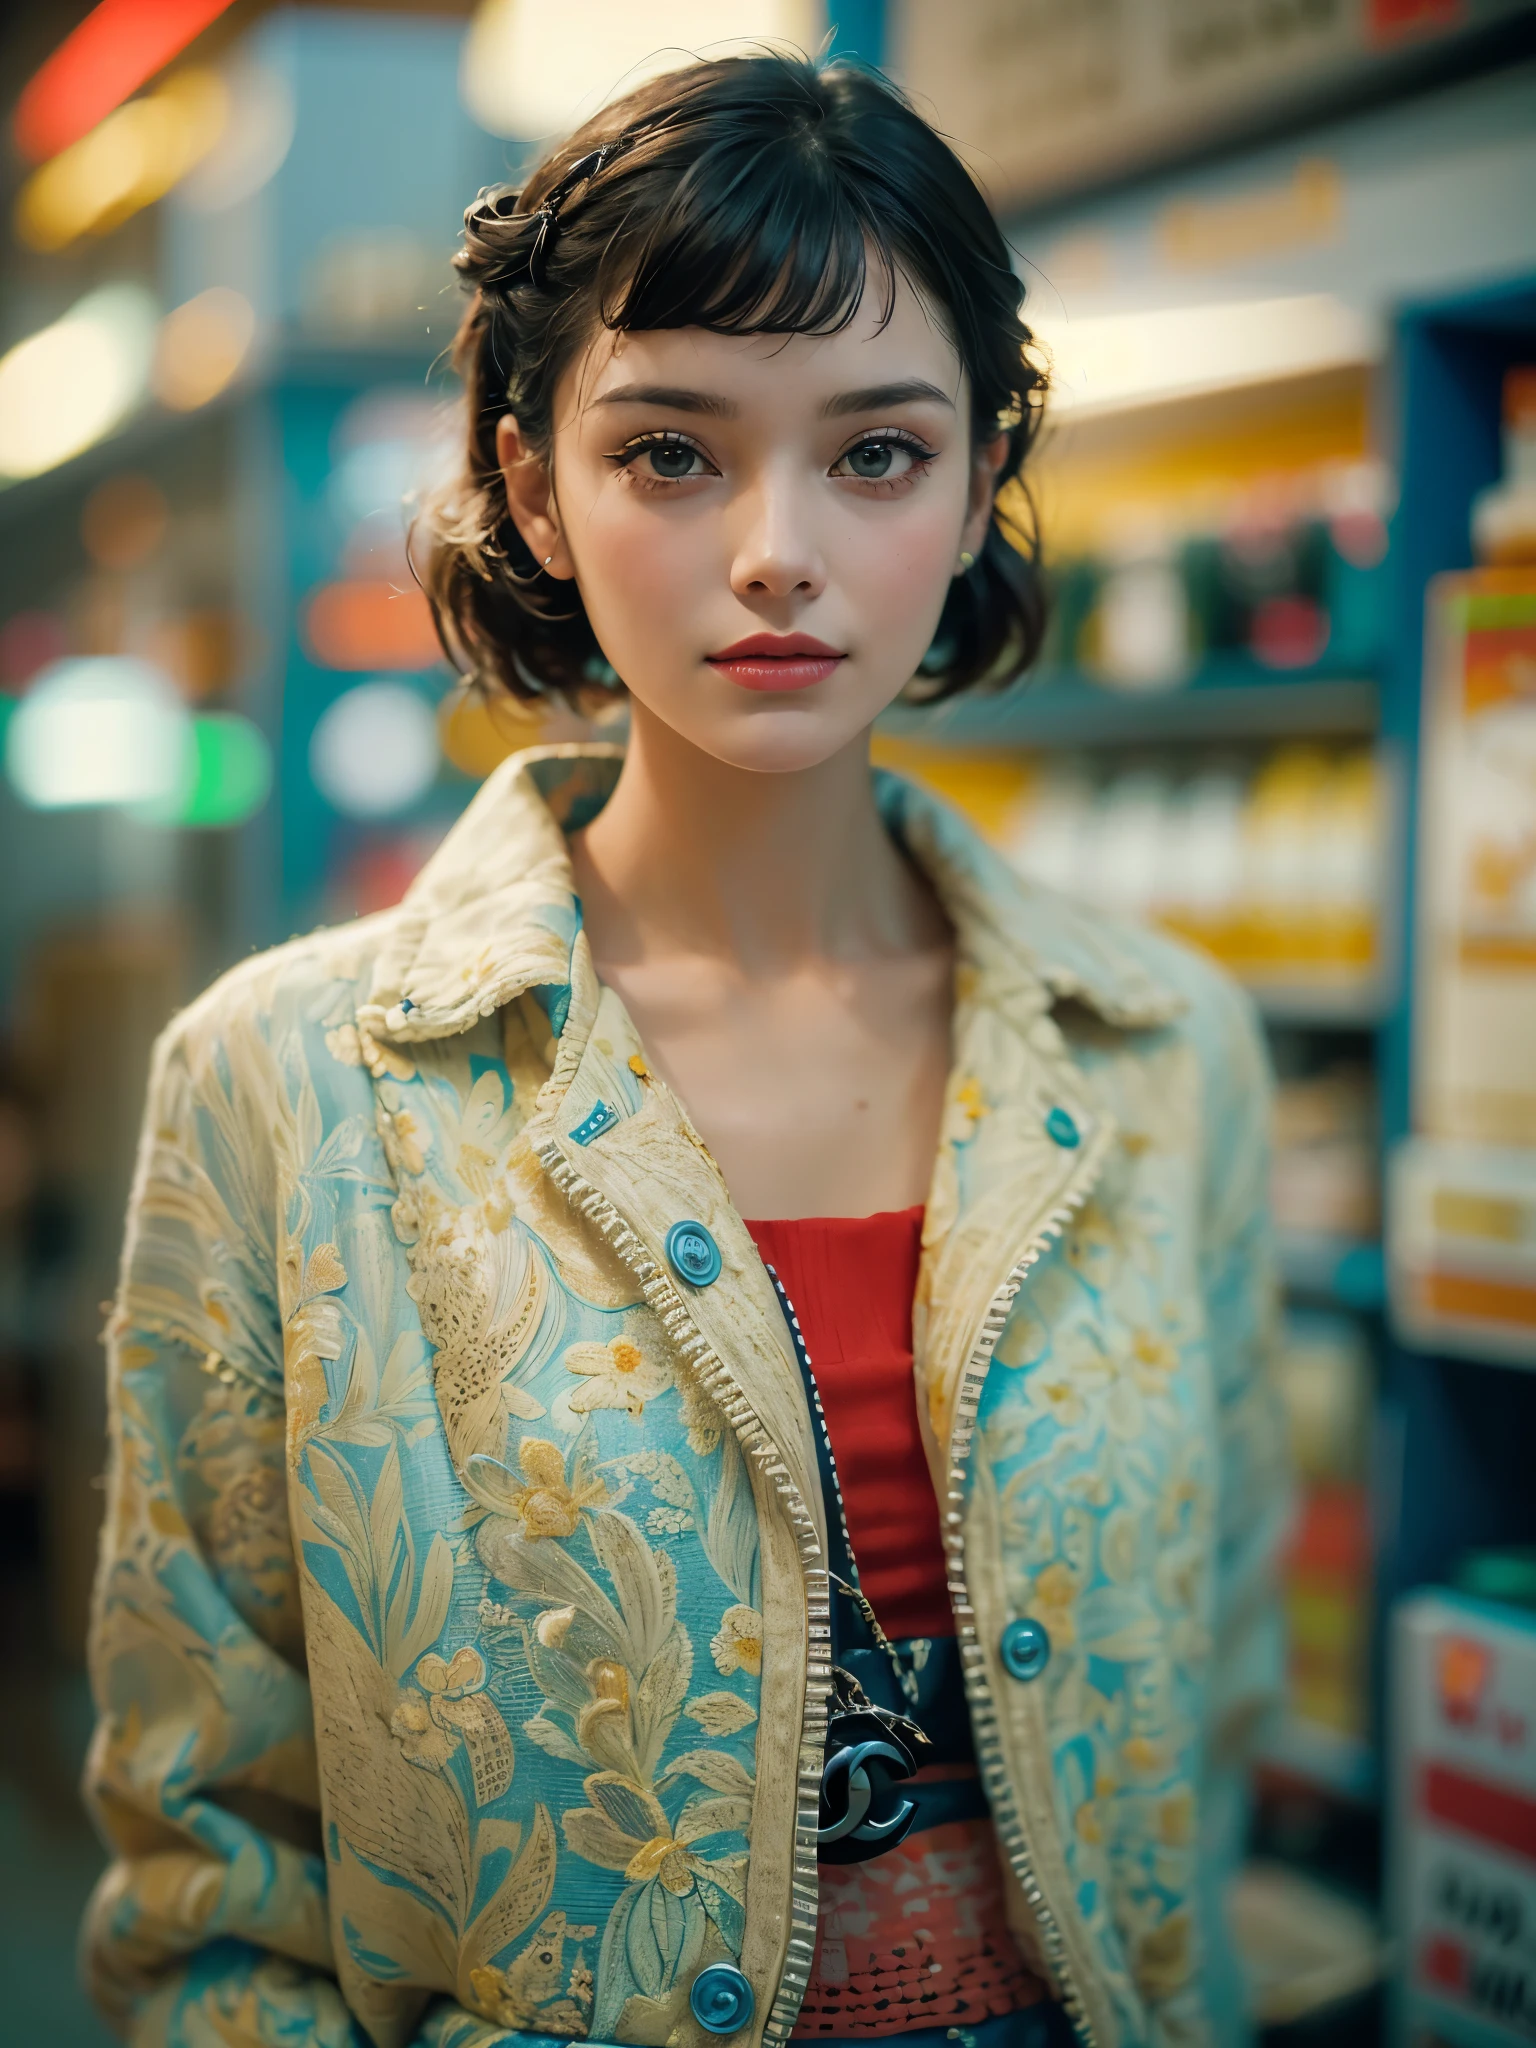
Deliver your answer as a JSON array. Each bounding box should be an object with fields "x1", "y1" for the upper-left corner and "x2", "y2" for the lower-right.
[{"x1": 586, "y1": 949, "x2": 953, "y2": 1219}]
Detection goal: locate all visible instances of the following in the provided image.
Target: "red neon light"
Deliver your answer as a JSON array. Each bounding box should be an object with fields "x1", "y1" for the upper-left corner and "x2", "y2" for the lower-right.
[{"x1": 14, "y1": 0, "x2": 237, "y2": 164}]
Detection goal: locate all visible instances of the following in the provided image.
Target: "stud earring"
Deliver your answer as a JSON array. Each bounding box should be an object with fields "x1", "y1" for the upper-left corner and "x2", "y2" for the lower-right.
[{"x1": 957, "y1": 549, "x2": 976, "y2": 573}]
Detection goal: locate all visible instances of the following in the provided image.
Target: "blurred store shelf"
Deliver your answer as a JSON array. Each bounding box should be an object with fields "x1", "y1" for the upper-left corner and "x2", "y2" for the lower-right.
[
  {"x1": 1260, "y1": 1717, "x2": 1380, "y2": 1805},
  {"x1": 1232, "y1": 1862, "x2": 1387, "y2": 2026},
  {"x1": 874, "y1": 737, "x2": 1394, "y2": 1024},
  {"x1": 1278, "y1": 1233, "x2": 1386, "y2": 1313},
  {"x1": 1252, "y1": 983, "x2": 1391, "y2": 1027},
  {"x1": 882, "y1": 670, "x2": 1381, "y2": 750},
  {"x1": 1272, "y1": 1314, "x2": 1376, "y2": 1797}
]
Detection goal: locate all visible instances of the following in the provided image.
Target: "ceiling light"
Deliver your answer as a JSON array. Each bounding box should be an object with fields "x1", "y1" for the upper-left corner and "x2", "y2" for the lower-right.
[
  {"x1": 1032, "y1": 295, "x2": 1381, "y2": 418},
  {"x1": 461, "y1": 0, "x2": 816, "y2": 138},
  {"x1": 0, "y1": 285, "x2": 158, "y2": 481},
  {"x1": 154, "y1": 287, "x2": 256, "y2": 410},
  {"x1": 309, "y1": 681, "x2": 440, "y2": 818},
  {"x1": 15, "y1": 69, "x2": 226, "y2": 253},
  {"x1": 173, "y1": 57, "x2": 294, "y2": 213},
  {"x1": 6, "y1": 657, "x2": 191, "y2": 810},
  {"x1": 15, "y1": 0, "x2": 237, "y2": 165}
]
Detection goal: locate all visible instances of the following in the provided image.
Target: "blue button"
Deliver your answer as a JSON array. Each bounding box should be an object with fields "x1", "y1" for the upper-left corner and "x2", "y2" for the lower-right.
[
  {"x1": 1000, "y1": 1616, "x2": 1051, "y2": 1682},
  {"x1": 690, "y1": 1962, "x2": 754, "y2": 2034},
  {"x1": 1044, "y1": 1105, "x2": 1080, "y2": 1149},
  {"x1": 666, "y1": 1219, "x2": 722, "y2": 1288}
]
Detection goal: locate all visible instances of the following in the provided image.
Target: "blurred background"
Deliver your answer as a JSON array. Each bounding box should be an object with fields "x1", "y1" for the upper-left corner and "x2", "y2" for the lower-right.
[{"x1": 0, "y1": 2, "x2": 1533, "y2": 2043}]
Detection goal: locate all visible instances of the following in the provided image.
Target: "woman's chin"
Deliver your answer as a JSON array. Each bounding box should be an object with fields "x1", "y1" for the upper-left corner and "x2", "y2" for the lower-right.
[{"x1": 636, "y1": 680, "x2": 909, "y2": 775}]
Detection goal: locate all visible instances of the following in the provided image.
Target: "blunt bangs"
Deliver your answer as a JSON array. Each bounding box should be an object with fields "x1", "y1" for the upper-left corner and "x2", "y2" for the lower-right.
[{"x1": 603, "y1": 127, "x2": 889, "y2": 343}]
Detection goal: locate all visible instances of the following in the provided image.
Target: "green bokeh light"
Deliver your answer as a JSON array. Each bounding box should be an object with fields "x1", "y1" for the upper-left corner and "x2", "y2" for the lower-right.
[{"x1": 176, "y1": 712, "x2": 272, "y2": 828}]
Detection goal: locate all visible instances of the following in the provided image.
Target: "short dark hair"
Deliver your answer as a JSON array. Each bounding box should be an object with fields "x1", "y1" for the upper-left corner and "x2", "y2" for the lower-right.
[{"x1": 417, "y1": 51, "x2": 1047, "y2": 711}]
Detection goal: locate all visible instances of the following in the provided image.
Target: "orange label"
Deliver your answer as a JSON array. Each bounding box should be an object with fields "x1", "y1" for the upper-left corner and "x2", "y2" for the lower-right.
[
  {"x1": 1420, "y1": 1269, "x2": 1536, "y2": 1329},
  {"x1": 1456, "y1": 933, "x2": 1536, "y2": 970},
  {"x1": 1461, "y1": 624, "x2": 1536, "y2": 715},
  {"x1": 1437, "y1": 1636, "x2": 1491, "y2": 1727}
]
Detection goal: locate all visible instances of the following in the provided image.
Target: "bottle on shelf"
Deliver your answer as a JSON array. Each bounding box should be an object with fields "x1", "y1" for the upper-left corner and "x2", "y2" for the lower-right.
[
  {"x1": 1267, "y1": 1310, "x2": 1376, "y2": 1795},
  {"x1": 998, "y1": 743, "x2": 1386, "y2": 1006},
  {"x1": 1471, "y1": 366, "x2": 1536, "y2": 567}
]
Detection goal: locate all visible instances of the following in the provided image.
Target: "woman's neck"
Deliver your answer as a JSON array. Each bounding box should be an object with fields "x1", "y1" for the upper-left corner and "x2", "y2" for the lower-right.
[{"x1": 568, "y1": 700, "x2": 946, "y2": 975}]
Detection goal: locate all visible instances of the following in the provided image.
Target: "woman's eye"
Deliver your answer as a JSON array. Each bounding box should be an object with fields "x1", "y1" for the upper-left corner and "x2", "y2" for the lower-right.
[
  {"x1": 644, "y1": 441, "x2": 704, "y2": 479},
  {"x1": 614, "y1": 435, "x2": 714, "y2": 484},
  {"x1": 834, "y1": 437, "x2": 931, "y2": 484}
]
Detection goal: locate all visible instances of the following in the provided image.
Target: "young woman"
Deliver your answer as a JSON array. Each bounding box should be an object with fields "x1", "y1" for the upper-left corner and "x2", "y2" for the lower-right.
[{"x1": 85, "y1": 52, "x2": 1285, "y2": 2048}]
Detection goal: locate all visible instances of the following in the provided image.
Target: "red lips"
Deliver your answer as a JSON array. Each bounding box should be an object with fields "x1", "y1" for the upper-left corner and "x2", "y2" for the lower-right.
[{"x1": 705, "y1": 632, "x2": 845, "y2": 692}]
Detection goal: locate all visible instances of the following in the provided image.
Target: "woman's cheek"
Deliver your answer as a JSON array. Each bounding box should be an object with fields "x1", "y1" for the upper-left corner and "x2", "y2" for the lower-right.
[
  {"x1": 844, "y1": 499, "x2": 962, "y2": 643},
  {"x1": 580, "y1": 499, "x2": 710, "y2": 678}
]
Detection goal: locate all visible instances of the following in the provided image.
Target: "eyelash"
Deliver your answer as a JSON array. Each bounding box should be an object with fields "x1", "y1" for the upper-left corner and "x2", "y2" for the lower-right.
[{"x1": 605, "y1": 427, "x2": 939, "y2": 493}]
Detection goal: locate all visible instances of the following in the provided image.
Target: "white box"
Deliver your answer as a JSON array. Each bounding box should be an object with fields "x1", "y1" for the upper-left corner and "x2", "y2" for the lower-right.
[
  {"x1": 1391, "y1": 1590, "x2": 1536, "y2": 2045},
  {"x1": 1389, "y1": 1139, "x2": 1536, "y2": 1369}
]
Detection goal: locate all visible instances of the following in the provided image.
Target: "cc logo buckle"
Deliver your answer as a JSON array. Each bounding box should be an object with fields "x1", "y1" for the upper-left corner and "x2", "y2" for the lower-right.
[{"x1": 816, "y1": 1738, "x2": 917, "y2": 1862}]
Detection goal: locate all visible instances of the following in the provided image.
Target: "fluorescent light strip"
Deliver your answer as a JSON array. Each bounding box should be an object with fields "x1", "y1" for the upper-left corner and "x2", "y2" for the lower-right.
[{"x1": 1031, "y1": 295, "x2": 1382, "y2": 417}]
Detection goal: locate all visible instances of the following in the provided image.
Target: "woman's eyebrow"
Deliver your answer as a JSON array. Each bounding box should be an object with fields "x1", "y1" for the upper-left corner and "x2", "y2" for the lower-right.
[
  {"x1": 590, "y1": 377, "x2": 957, "y2": 419},
  {"x1": 593, "y1": 383, "x2": 738, "y2": 417},
  {"x1": 822, "y1": 379, "x2": 955, "y2": 416}
]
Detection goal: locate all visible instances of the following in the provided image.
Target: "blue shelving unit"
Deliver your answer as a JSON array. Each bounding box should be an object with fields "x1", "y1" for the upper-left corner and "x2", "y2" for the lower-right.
[
  {"x1": 882, "y1": 665, "x2": 1381, "y2": 750},
  {"x1": 1374, "y1": 275, "x2": 1536, "y2": 1630}
]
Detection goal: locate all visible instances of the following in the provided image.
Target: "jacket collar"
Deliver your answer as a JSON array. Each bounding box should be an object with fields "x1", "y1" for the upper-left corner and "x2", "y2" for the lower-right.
[{"x1": 358, "y1": 742, "x2": 1184, "y2": 1045}]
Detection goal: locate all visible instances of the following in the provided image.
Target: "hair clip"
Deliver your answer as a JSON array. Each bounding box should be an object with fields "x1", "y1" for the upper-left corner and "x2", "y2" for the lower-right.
[
  {"x1": 466, "y1": 185, "x2": 523, "y2": 230},
  {"x1": 526, "y1": 139, "x2": 628, "y2": 286},
  {"x1": 467, "y1": 129, "x2": 649, "y2": 290}
]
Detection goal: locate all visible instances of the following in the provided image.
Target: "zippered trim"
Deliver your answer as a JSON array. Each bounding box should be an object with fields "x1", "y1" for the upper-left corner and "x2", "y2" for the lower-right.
[
  {"x1": 536, "y1": 1140, "x2": 829, "y2": 2043},
  {"x1": 764, "y1": 1264, "x2": 922, "y2": 1708},
  {"x1": 942, "y1": 1153, "x2": 1110, "y2": 2048}
]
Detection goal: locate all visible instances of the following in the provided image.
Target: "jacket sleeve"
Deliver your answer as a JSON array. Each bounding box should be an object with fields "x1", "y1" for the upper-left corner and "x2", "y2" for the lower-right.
[
  {"x1": 83, "y1": 1008, "x2": 367, "y2": 2046},
  {"x1": 83, "y1": 1006, "x2": 546, "y2": 2048},
  {"x1": 1193, "y1": 974, "x2": 1291, "y2": 2039}
]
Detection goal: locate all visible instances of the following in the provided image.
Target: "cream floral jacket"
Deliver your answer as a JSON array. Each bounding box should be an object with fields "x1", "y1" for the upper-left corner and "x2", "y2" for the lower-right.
[{"x1": 84, "y1": 744, "x2": 1285, "y2": 2048}]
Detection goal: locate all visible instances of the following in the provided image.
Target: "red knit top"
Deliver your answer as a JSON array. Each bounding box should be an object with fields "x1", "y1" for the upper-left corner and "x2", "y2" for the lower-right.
[
  {"x1": 744, "y1": 1207, "x2": 1048, "y2": 2039},
  {"x1": 743, "y1": 1206, "x2": 951, "y2": 1640}
]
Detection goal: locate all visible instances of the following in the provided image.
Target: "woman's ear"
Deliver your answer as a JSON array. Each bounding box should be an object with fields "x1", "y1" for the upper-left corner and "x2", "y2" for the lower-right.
[
  {"x1": 496, "y1": 414, "x2": 574, "y2": 580},
  {"x1": 959, "y1": 432, "x2": 1010, "y2": 562}
]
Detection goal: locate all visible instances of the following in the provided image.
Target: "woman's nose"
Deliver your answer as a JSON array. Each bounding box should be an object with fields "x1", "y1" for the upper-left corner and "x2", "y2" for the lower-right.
[{"x1": 728, "y1": 471, "x2": 827, "y2": 602}]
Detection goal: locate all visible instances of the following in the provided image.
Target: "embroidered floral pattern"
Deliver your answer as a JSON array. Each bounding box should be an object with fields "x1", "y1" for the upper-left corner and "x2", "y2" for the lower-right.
[
  {"x1": 391, "y1": 1646, "x2": 515, "y2": 1804},
  {"x1": 710, "y1": 1604, "x2": 764, "y2": 1677},
  {"x1": 463, "y1": 1435, "x2": 612, "y2": 1539},
  {"x1": 562, "y1": 1333, "x2": 671, "y2": 1417}
]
